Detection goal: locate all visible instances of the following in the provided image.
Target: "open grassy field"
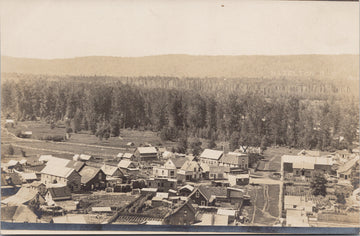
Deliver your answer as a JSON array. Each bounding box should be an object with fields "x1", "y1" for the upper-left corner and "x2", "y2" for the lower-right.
[
  {"x1": 2, "y1": 120, "x2": 179, "y2": 162},
  {"x1": 7, "y1": 120, "x2": 170, "y2": 148}
]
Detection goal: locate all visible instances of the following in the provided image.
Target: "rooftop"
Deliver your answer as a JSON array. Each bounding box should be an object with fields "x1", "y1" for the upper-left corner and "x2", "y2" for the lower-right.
[
  {"x1": 180, "y1": 160, "x2": 200, "y2": 172},
  {"x1": 220, "y1": 153, "x2": 248, "y2": 165},
  {"x1": 191, "y1": 185, "x2": 228, "y2": 201},
  {"x1": 7, "y1": 160, "x2": 19, "y2": 167},
  {"x1": 337, "y1": 156, "x2": 359, "y2": 173},
  {"x1": 200, "y1": 149, "x2": 224, "y2": 160},
  {"x1": 137, "y1": 147, "x2": 158, "y2": 154},
  {"x1": 168, "y1": 157, "x2": 187, "y2": 169},
  {"x1": 101, "y1": 164, "x2": 121, "y2": 176},
  {"x1": 19, "y1": 172, "x2": 37, "y2": 181},
  {"x1": 48, "y1": 186, "x2": 72, "y2": 199},
  {"x1": 118, "y1": 159, "x2": 136, "y2": 169},
  {"x1": 91, "y1": 207, "x2": 112, "y2": 212},
  {"x1": 141, "y1": 188, "x2": 158, "y2": 192},
  {"x1": 282, "y1": 155, "x2": 333, "y2": 169},
  {"x1": 41, "y1": 165, "x2": 75, "y2": 178},
  {"x1": 179, "y1": 184, "x2": 194, "y2": 192},
  {"x1": 66, "y1": 160, "x2": 85, "y2": 172},
  {"x1": 2, "y1": 187, "x2": 40, "y2": 206},
  {"x1": 79, "y1": 166, "x2": 101, "y2": 184}
]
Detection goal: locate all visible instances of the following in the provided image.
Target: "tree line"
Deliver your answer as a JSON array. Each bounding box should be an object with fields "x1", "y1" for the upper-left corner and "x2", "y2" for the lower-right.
[{"x1": 1, "y1": 76, "x2": 358, "y2": 151}]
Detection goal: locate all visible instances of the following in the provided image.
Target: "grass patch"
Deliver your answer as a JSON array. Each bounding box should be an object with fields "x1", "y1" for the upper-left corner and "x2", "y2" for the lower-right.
[
  {"x1": 73, "y1": 192, "x2": 135, "y2": 209},
  {"x1": 267, "y1": 184, "x2": 280, "y2": 218}
]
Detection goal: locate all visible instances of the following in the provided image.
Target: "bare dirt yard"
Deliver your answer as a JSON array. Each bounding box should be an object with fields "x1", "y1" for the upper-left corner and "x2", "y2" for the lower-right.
[
  {"x1": 72, "y1": 192, "x2": 136, "y2": 209},
  {"x1": 242, "y1": 184, "x2": 280, "y2": 226}
]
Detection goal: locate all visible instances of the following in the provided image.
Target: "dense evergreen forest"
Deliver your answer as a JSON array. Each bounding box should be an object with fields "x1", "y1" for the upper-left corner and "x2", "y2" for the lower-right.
[{"x1": 1, "y1": 73, "x2": 359, "y2": 152}]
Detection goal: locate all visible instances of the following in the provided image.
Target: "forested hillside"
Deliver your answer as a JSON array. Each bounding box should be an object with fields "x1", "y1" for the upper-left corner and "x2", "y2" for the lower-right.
[
  {"x1": 2, "y1": 54, "x2": 358, "y2": 80},
  {"x1": 2, "y1": 73, "x2": 358, "y2": 152}
]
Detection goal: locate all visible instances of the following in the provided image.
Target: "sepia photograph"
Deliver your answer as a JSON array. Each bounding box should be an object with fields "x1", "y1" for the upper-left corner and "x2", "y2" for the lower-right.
[{"x1": 0, "y1": 0, "x2": 359, "y2": 234}]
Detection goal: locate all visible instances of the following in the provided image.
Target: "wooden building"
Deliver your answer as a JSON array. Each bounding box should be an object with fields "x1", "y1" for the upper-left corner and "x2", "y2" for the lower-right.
[{"x1": 79, "y1": 166, "x2": 106, "y2": 191}]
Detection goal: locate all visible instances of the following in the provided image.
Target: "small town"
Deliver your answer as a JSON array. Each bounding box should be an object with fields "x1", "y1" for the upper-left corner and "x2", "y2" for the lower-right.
[
  {"x1": 1, "y1": 118, "x2": 359, "y2": 227},
  {"x1": 1, "y1": 0, "x2": 359, "y2": 233}
]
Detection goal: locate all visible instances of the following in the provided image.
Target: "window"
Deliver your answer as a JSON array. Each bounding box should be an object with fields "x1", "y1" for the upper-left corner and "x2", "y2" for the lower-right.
[
  {"x1": 162, "y1": 170, "x2": 164, "y2": 175},
  {"x1": 99, "y1": 172, "x2": 102, "y2": 180},
  {"x1": 170, "y1": 183, "x2": 173, "y2": 188},
  {"x1": 201, "y1": 201, "x2": 205, "y2": 206},
  {"x1": 158, "y1": 183, "x2": 160, "y2": 187},
  {"x1": 149, "y1": 182, "x2": 151, "y2": 187},
  {"x1": 170, "y1": 171, "x2": 174, "y2": 176},
  {"x1": 196, "y1": 191, "x2": 200, "y2": 198},
  {"x1": 161, "y1": 183, "x2": 164, "y2": 187}
]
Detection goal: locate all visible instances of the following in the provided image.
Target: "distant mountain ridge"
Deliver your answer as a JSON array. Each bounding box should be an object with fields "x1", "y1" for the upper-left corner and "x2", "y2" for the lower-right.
[{"x1": 1, "y1": 54, "x2": 359, "y2": 80}]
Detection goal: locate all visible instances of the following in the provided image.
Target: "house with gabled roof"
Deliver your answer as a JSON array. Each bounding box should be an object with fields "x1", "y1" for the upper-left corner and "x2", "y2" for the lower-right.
[
  {"x1": 189, "y1": 185, "x2": 227, "y2": 206},
  {"x1": 163, "y1": 200, "x2": 197, "y2": 225},
  {"x1": 219, "y1": 152, "x2": 249, "y2": 170},
  {"x1": 45, "y1": 185, "x2": 72, "y2": 206},
  {"x1": 134, "y1": 147, "x2": 158, "y2": 161},
  {"x1": 118, "y1": 159, "x2": 139, "y2": 172},
  {"x1": 79, "y1": 166, "x2": 106, "y2": 191},
  {"x1": 177, "y1": 160, "x2": 202, "y2": 182},
  {"x1": 337, "y1": 156, "x2": 360, "y2": 180},
  {"x1": 40, "y1": 158, "x2": 81, "y2": 192},
  {"x1": 199, "y1": 149, "x2": 223, "y2": 166},
  {"x1": 165, "y1": 157, "x2": 187, "y2": 170},
  {"x1": 153, "y1": 157, "x2": 187, "y2": 179},
  {"x1": 101, "y1": 164, "x2": 124, "y2": 178}
]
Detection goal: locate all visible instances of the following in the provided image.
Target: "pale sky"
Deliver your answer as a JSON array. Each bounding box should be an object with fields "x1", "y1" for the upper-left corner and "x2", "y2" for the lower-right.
[{"x1": 0, "y1": 0, "x2": 359, "y2": 59}]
